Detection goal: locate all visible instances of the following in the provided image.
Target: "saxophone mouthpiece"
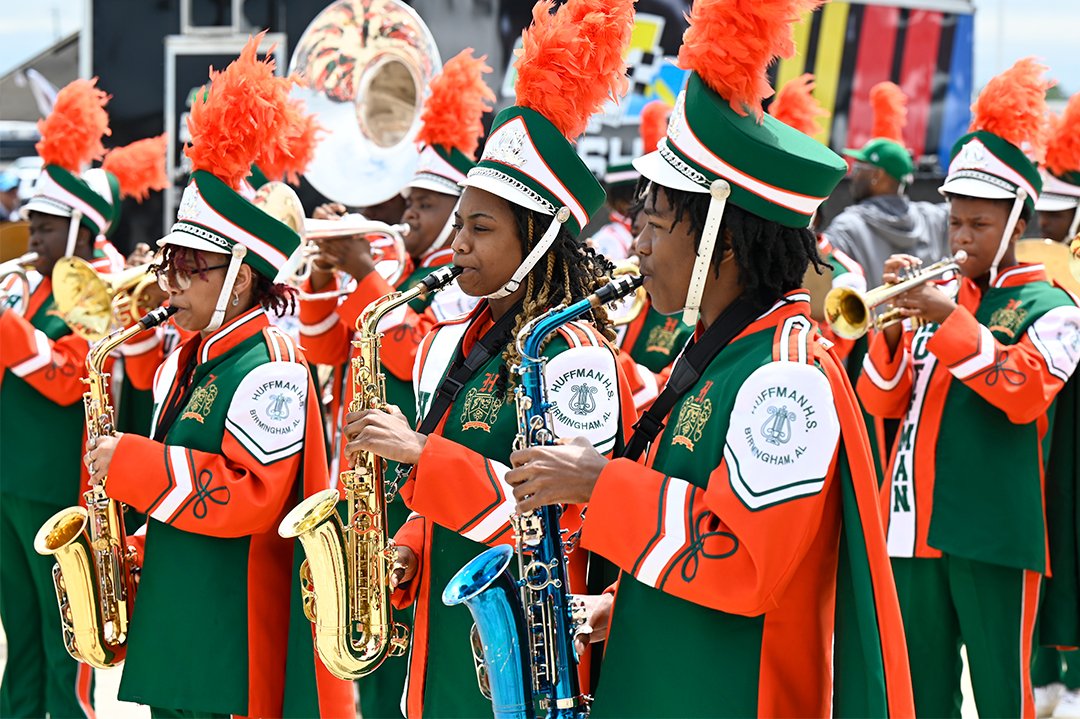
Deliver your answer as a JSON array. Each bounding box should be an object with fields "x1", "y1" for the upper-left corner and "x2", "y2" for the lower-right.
[
  {"x1": 138, "y1": 305, "x2": 178, "y2": 330},
  {"x1": 591, "y1": 272, "x2": 644, "y2": 307},
  {"x1": 420, "y1": 264, "x2": 464, "y2": 293}
]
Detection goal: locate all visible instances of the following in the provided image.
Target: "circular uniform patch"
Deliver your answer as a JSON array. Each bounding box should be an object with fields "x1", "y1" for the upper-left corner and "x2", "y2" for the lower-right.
[
  {"x1": 226, "y1": 362, "x2": 309, "y2": 465},
  {"x1": 724, "y1": 362, "x2": 840, "y2": 510},
  {"x1": 545, "y1": 345, "x2": 619, "y2": 454}
]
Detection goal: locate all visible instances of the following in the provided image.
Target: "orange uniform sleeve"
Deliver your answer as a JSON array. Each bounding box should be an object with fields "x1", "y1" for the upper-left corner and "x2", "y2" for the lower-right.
[
  {"x1": 299, "y1": 272, "x2": 441, "y2": 381},
  {"x1": 927, "y1": 304, "x2": 1080, "y2": 424},
  {"x1": 0, "y1": 309, "x2": 95, "y2": 405},
  {"x1": 106, "y1": 360, "x2": 313, "y2": 538},
  {"x1": 857, "y1": 329, "x2": 914, "y2": 419},
  {"x1": 580, "y1": 361, "x2": 842, "y2": 615}
]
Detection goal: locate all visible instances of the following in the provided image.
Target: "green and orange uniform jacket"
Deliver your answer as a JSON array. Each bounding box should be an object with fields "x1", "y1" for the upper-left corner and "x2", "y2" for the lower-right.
[
  {"x1": 298, "y1": 246, "x2": 474, "y2": 476},
  {"x1": 103, "y1": 308, "x2": 354, "y2": 718},
  {"x1": 0, "y1": 245, "x2": 123, "y2": 507},
  {"x1": 614, "y1": 298, "x2": 694, "y2": 412},
  {"x1": 579, "y1": 292, "x2": 915, "y2": 718},
  {"x1": 858, "y1": 264, "x2": 1080, "y2": 642},
  {"x1": 389, "y1": 301, "x2": 637, "y2": 718}
]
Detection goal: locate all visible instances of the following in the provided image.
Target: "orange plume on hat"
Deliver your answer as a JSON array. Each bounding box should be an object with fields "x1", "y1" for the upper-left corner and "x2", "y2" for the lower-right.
[
  {"x1": 1046, "y1": 93, "x2": 1080, "y2": 177},
  {"x1": 101, "y1": 135, "x2": 169, "y2": 202},
  {"x1": 770, "y1": 73, "x2": 828, "y2": 136},
  {"x1": 970, "y1": 57, "x2": 1053, "y2": 161},
  {"x1": 870, "y1": 81, "x2": 907, "y2": 142},
  {"x1": 35, "y1": 78, "x2": 111, "y2": 172},
  {"x1": 640, "y1": 100, "x2": 671, "y2": 153},
  {"x1": 185, "y1": 32, "x2": 299, "y2": 188},
  {"x1": 255, "y1": 96, "x2": 322, "y2": 185},
  {"x1": 679, "y1": 0, "x2": 825, "y2": 121},
  {"x1": 418, "y1": 48, "x2": 496, "y2": 161},
  {"x1": 514, "y1": 0, "x2": 635, "y2": 140}
]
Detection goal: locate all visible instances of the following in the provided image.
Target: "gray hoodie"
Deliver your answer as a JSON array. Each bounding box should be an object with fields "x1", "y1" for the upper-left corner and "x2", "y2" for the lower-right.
[{"x1": 824, "y1": 194, "x2": 950, "y2": 288}]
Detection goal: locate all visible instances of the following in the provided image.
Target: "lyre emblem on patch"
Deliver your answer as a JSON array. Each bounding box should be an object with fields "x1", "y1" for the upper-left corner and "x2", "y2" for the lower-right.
[
  {"x1": 461, "y1": 386, "x2": 502, "y2": 432},
  {"x1": 645, "y1": 318, "x2": 681, "y2": 355},
  {"x1": 568, "y1": 384, "x2": 597, "y2": 416},
  {"x1": 671, "y1": 393, "x2": 712, "y2": 451},
  {"x1": 988, "y1": 299, "x2": 1027, "y2": 339},
  {"x1": 181, "y1": 383, "x2": 218, "y2": 423},
  {"x1": 266, "y1": 393, "x2": 293, "y2": 421},
  {"x1": 760, "y1": 406, "x2": 796, "y2": 446}
]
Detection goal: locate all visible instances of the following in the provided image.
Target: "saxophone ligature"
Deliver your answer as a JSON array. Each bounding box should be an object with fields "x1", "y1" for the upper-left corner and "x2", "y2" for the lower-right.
[
  {"x1": 34, "y1": 305, "x2": 178, "y2": 668},
  {"x1": 279, "y1": 264, "x2": 463, "y2": 680},
  {"x1": 824, "y1": 250, "x2": 968, "y2": 339},
  {"x1": 443, "y1": 273, "x2": 644, "y2": 719}
]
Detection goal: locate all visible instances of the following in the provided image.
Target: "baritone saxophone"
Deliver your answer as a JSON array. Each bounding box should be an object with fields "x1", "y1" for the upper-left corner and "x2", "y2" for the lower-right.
[
  {"x1": 34, "y1": 305, "x2": 177, "y2": 668},
  {"x1": 279, "y1": 265, "x2": 463, "y2": 680}
]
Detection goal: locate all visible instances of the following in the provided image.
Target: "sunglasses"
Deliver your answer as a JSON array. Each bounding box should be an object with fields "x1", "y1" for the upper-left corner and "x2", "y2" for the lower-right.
[{"x1": 155, "y1": 262, "x2": 231, "y2": 292}]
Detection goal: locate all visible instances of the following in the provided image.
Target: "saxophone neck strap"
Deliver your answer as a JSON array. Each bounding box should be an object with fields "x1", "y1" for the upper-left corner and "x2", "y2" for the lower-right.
[
  {"x1": 621, "y1": 296, "x2": 763, "y2": 462},
  {"x1": 416, "y1": 299, "x2": 524, "y2": 436}
]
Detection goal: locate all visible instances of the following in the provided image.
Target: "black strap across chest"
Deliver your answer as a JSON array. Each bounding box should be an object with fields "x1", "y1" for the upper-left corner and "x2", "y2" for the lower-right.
[
  {"x1": 620, "y1": 298, "x2": 764, "y2": 462},
  {"x1": 415, "y1": 301, "x2": 523, "y2": 436}
]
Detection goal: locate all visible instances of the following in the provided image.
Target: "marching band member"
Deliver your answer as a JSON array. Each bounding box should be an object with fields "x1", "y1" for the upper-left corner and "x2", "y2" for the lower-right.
[
  {"x1": 83, "y1": 38, "x2": 354, "y2": 719},
  {"x1": 341, "y1": 0, "x2": 637, "y2": 714},
  {"x1": 0, "y1": 78, "x2": 120, "y2": 719},
  {"x1": 1032, "y1": 91, "x2": 1080, "y2": 719},
  {"x1": 504, "y1": 0, "x2": 914, "y2": 715},
  {"x1": 858, "y1": 58, "x2": 1080, "y2": 718}
]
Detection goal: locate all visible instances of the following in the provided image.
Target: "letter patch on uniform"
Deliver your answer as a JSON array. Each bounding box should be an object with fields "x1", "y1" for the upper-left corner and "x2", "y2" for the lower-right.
[
  {"x1": 725, "y1": 363, "x2": 840, "y2": 510},
  {"x1": 546, "y1": 346, "x2": 619, "y2": 454},
  {"x1": 225, "y1": 362, "x2": 308, "y2": 465}
]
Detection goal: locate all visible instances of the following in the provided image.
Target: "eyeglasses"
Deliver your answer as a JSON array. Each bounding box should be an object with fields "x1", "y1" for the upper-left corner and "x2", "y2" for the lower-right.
[{"x1": 155, "y1": 262, "x2": 231, "y2": 292}]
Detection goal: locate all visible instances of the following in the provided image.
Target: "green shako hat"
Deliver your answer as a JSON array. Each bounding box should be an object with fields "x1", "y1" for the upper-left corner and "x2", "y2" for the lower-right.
[
  {"x1": 82, "y1": 134, "x2": 170, "y2": 238},
  {"x1": 1037, "y1": 92, "x2": 1080, "y2": 239},
  {"x1": 21, "y1": 78, "x2": 113, "y2": 255},
  {"x1": 939, "y1": 57, "x2": 1050, "y2": 282},
  {"x1": 159, "y1": 34, "x2": 307, "y2": 331},
  {"x1": 633, "y1": 0, "x2": 847, "y2": 324},
  {"x1": 408, "y1": 49, "x2": 496, "y2": 251},
  {"x1": 461, "y1": 0, "x2": 636, "y2": 300}
]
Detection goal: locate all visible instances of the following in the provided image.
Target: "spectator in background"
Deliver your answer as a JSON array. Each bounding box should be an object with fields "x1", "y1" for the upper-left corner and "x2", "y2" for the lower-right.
[
  {"x1": 825, "y1": 82, "x2": 949, "y2": 288},
  {"x1": 0, "y1": 172, "x2": 20, "y2": 221}
]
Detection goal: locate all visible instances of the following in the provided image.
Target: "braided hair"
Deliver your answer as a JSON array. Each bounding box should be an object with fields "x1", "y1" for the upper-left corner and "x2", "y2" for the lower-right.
[
  {"x1": 636, "y1": 180, "x2": 825, "y2": 307},
  {"x1": 494, "y1": 203, "x2": 616, "y2": 397}
]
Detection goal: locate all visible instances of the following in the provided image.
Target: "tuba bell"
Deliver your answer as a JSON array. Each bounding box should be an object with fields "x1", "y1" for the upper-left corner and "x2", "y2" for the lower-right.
[
  {"x1": 52, "y1": 257, "x2": 158, "y2": 342},
  {"x1": 1016, "y1": 238, "x2": 1080, "y2": 295},
  {"x1": 288, "y1": 0, "x2": 442, "y2": 208},
  {"x1": 252, "y1": 182, "x2": 409, "y2": 300},
  {"x1": 0, "y1": 252, "x2": 38, "y2": 315}
]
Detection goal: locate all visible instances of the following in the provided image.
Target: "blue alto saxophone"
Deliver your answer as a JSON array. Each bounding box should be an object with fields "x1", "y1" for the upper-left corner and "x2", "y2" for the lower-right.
[{"x1": 443, "y1": 273, "x2": 643, "y2": 719}]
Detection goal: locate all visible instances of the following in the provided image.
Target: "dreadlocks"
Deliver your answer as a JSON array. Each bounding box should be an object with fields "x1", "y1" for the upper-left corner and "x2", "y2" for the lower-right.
[
  {"x1": 639, "y1": 181, "x2": 825, "y2": 307},
  {"x1": 494, "y1": 202, "x2": 616, "y2": 398}
]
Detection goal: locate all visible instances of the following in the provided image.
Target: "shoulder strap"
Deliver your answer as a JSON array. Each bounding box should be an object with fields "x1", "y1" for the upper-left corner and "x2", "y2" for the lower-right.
[
  {"x1": 621, "y1": 297, "x2": 763, "y2": 461},
  {"x1": 415, "y1": 300, "x2": 524, "y2": 436}
]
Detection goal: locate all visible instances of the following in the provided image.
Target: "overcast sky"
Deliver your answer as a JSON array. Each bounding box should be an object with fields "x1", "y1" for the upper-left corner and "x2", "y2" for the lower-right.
[{"x1": 0, "y1": 0, "x2": 1077, "y2": 98}]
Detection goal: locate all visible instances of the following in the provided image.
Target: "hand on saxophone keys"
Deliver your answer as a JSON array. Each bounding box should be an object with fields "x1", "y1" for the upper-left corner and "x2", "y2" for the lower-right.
[
  {"x1": 342, "y1": 404, "x2": 426, "y2": 466},
  {"x1": 389, "y1": 544, "x2": 418, "y2": 590},
  {"x1": 85, "y1": 434, "x2": 122, "y2": 486},
  {"x1": 572, "y1": 593, "x2": 614, "y2": 655},
  {"x1": 506, "y1": 435, "x2": 607, "y2": 513}
]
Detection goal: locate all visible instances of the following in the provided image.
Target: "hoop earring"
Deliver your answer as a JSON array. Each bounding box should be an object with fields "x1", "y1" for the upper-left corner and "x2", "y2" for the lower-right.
[{"x1": 231, "y1": 292, "x2": 240, "y2": 307}]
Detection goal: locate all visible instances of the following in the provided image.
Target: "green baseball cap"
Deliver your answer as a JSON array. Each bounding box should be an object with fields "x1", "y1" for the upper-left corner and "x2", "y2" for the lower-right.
[{"x1": 843, "y1": 138, "x2": 914, "y2": 184}]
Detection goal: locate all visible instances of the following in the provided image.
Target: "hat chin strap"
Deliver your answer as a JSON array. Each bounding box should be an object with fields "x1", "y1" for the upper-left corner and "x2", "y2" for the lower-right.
[
  {"x1": 428, "y1": 199, "x2": 460, "y2": 253},
  {"x1": 989, "y1": 189, "x2": 1027, "y2": 285},
  {"x1": 486, "y1": 207, "x2": 571, "y2": 300},
  {"x1": 682, "y1": 180, "x2": 732, "y2": 326},
  {"x1": 64, "y1": 209, "x2": 84, "y2": 258},
  {"x1": 204, "y1": 244, "x2": 248, "y2": 333}
]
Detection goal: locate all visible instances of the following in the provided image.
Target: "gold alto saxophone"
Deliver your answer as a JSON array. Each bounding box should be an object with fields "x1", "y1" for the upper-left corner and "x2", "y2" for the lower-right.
[
  {"x1": 34, "y1": 305, "x2": 177, "y2": 668},
  {"x1": 279, "y1": 265, "x2": 463, "y2": 680}
]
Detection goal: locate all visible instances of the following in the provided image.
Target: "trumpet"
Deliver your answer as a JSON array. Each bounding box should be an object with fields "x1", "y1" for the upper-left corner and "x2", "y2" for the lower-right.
[
  {"x1": 0, "y1": 252, "x2": 38, "y2": 315},
  {"x1": 824, "y1": 251, "x2": 967, "y2": 340},
  {"x1": 252, "y1": 182, "x2": 409, "y2": 301},
  {"x1": 52, "y1": 257, "x2": 159, "y2": 342}
]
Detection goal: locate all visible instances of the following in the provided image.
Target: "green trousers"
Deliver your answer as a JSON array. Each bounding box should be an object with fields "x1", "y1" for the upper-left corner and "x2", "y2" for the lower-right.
[
  {"x1": 892, "y1": 555, "x2": 1041, "y2": 719},
  {"x1": 1033, "y1": 646, "x2": 1080, "y2": 690},
  {"x1": 0, "y1": 494, "x2": 94, "y2": 719}
]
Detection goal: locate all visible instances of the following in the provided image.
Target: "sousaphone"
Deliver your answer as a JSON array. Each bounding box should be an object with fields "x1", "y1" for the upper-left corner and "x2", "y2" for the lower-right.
[{"x1": 289, "y1": 0, "x2": 442, "y2": 207}]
